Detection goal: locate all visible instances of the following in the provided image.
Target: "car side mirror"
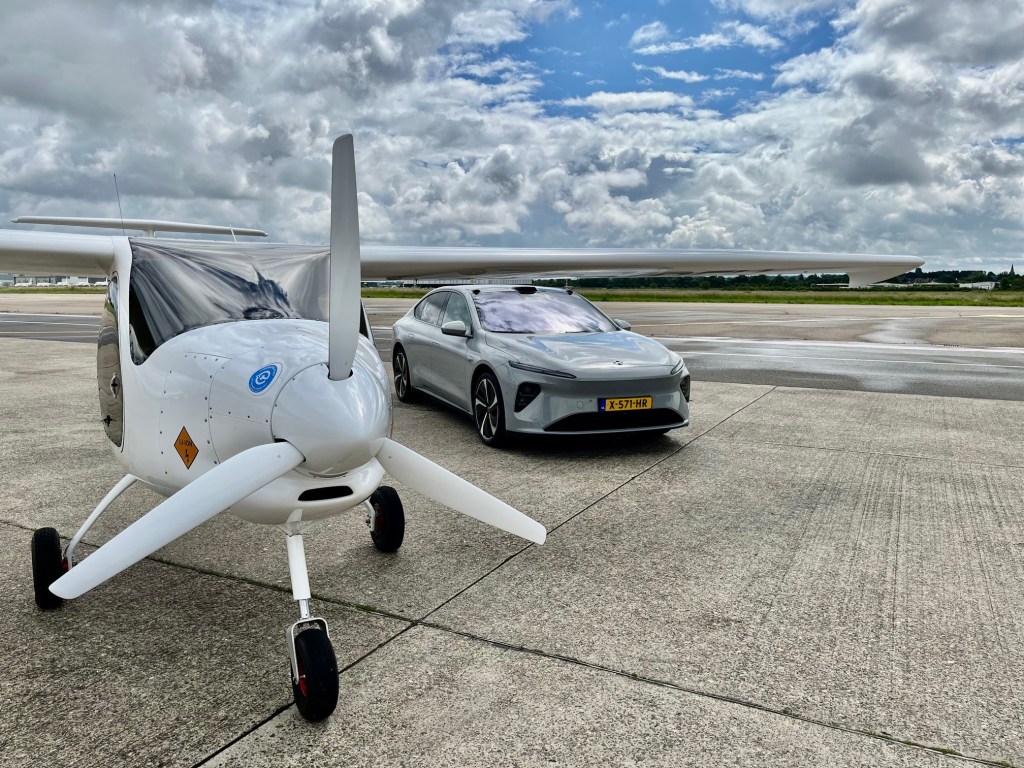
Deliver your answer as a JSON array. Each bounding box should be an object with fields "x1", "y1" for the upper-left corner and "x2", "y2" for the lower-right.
[
  {"x1": 613, "y1": 318, "x2": 631, "y2": 331},
  {"x1": 441, "y1": 320, "x2": 471, "y2": 337}
]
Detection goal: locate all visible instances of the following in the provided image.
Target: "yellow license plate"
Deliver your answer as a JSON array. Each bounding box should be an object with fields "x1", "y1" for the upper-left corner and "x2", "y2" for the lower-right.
[{"x1": 599, "y1": 396, "x2": 653, "y2": 412}]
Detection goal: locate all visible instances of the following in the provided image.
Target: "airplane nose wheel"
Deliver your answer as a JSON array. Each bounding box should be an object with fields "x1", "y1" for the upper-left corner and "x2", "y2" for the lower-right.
[
  {"x1": 290, "y1": 626, "x2": 339, "y2": 722},
  {"x1": 285, "y1": 532, "x2": 339, "y2": 721},
  {"x1": 31, "y1": 527, "x2": 66, "y2": 610},
  {"x1": 366, "y1": 485, "x2": 405, "y2": 552}
]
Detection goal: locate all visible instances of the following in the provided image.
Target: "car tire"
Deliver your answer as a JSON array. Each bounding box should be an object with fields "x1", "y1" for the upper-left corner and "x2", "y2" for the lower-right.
[
  {"x1": 473, "y1": 370, "x2": 507, "y2": 447},
  {"x1": 392, "y1": 346, "x2": 419, "y2": 403}
]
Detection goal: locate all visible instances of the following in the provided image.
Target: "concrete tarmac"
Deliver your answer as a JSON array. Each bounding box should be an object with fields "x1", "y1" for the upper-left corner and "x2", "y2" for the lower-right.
[{"x1": 3, "y1": 335, "x2": 1024, "y2": 767}]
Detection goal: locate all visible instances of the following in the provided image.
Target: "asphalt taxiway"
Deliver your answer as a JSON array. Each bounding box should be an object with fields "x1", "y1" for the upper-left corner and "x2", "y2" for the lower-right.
[{"x1": 2, "y1": 298, "x2": 1024, "y2": 767}]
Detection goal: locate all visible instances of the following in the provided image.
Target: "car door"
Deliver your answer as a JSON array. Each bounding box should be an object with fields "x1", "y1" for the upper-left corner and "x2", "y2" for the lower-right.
[
  {"x1": 405, "y1": 291, "x2": 449, "y2": 393},
  {"x1": 431, "y1": 290, "x2": 473, "y2": 409}
]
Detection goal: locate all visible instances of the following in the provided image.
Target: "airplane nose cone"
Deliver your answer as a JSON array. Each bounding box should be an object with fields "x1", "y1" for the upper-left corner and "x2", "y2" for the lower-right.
[{"x1": 272, "y1": 362, "x2": 390, "y2": 476}]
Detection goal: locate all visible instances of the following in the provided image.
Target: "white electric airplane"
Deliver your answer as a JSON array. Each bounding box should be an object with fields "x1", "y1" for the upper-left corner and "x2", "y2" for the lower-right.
[{"x1": 0, "y1": 135, "x2": 924, "y2": 722}]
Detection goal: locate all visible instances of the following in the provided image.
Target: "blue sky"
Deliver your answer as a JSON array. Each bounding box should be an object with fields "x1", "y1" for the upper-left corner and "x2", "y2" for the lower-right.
[
  {"x1": 1, "y1": 0, "x2": 1023, "y2": 272},
  {"x1": 503, "y1": 3, "x2": 837, "y2": 115}
]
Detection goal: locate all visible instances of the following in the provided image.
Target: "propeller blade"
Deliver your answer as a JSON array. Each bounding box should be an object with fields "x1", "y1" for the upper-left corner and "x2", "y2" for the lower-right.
[
  {"x1": 51, "y1": 442, "x2": 305, "y2": 599},
  {"x1": 328, "y1": 134, "x2": 361, "y2": 381},
  {"x1": 375, "y1": 438, "x2": 546, "y2": 544}
]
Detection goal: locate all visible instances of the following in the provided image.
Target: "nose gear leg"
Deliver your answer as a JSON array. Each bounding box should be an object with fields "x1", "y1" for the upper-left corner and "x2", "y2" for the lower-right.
[{"x1": 284, "y1": 531, "x2": 338, "y2": 721}]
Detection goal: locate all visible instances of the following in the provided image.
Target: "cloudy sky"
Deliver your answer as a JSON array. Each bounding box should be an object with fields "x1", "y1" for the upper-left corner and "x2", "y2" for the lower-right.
[{"x1": 1, "y1": 0, "x2": 1022, "y2": 271}]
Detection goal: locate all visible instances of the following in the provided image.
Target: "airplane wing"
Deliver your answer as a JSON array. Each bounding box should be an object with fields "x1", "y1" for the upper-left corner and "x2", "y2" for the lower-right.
[
  {"x1": 360, "y1": 246, "x2": 924, "y2": 288},
  {"x1": 0, "y1": 230, "x2": 116, "y2": 278},
  {"x1": 0, "y1": 229, "x2": 924, "y2": 286}
]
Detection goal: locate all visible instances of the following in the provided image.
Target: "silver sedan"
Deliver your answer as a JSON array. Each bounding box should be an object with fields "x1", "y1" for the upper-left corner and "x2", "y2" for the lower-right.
[{"x1": 391, "y1": 285, "x2": 691, "y2": 446}]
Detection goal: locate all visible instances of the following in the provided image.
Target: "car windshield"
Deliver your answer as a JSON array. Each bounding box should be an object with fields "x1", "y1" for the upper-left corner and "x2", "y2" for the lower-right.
[{"x1": 472, "y1": 289, "x2": 616, "y2": 334}]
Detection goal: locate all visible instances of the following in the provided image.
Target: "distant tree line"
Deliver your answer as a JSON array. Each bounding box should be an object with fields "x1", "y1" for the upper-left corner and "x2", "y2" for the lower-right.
[{"x1": 537, "y1": 265, "x2": 1023, "y2": 291}]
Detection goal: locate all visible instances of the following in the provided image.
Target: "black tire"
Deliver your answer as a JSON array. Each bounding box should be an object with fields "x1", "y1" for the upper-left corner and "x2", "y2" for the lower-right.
[
  {"x1": 392, "y1": 346, "x2": 418, "y2": 403},
  {"x1": 31, "y1": 527, "x2": 65, "y2": 610},
  {"x1": 292, "y1": 627, "x2": 339, "y2": 722},
  {"x1": 473, "y1": 371, "x2": 507, "y2": 447},
  {"x1": 369, "y1": 485, "x2": 405, "y2": 553}
]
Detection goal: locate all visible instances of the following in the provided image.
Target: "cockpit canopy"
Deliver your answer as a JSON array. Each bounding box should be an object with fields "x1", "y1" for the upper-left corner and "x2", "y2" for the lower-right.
[{"x1": 128, "y1": 240, "x2": 330, "y2": 364}]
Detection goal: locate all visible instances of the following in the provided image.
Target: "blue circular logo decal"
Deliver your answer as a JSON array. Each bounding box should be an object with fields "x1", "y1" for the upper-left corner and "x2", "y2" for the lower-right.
[{"x1": 248, "y1": 364, "x2": 278, "y2": 394}]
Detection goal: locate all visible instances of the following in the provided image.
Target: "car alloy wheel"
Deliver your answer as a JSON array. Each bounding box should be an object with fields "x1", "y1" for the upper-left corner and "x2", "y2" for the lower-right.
[
  {"x1": 473, "y1": 372, "x2": 506, "y2": 446},
  {"x1": 392, "y1": 347, "x2": 417, "y2": 403}
]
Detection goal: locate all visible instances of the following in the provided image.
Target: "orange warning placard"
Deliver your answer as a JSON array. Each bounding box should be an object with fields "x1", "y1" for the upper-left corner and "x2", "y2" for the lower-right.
[{"x1": 175, "y1": 426, "x2": 199, "y2": 469}]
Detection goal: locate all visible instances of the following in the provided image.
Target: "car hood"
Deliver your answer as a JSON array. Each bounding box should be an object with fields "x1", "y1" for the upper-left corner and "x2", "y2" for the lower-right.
[{"x1": 487, "y1": 331, "x2": 677, "y2": 371}]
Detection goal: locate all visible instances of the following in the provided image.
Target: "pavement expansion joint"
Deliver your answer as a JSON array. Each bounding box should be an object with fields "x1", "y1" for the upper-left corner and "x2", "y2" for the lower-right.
[
  {"x1": 189, "y1": 701, "x2": 294, "y2": 768},
  {"x1": 413, "y1": 622, "x2": 1017, "y2": 768},
  {"x1": 692, "y1": 384, "x2": 778, "y2": 437},
  {"x1": 747, "y1": 439, "x2": 1024, "y2": 471}
]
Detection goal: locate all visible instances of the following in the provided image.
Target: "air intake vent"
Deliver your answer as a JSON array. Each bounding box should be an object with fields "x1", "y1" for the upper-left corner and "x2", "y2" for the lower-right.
[{"x1": 298, "y1": 486, "x2": 353, "y2": 502}]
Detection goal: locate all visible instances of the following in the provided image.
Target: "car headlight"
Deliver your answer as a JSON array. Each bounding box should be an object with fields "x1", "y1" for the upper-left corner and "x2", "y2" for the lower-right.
[
  {"x1": 670, "y1": 358, "x2": 686, "y2": 375},
  {"x1": 509, "y1": 360, "x2": 577, "y2": 379}
]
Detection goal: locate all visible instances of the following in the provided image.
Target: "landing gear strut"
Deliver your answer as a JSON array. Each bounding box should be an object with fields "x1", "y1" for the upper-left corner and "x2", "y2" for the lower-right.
[
  {"x1": 31, "y1": 474, "x2": 138, "y2": 611},
  {"x1": 285, "y1": 532, "x2": 338, "y2": 722}
]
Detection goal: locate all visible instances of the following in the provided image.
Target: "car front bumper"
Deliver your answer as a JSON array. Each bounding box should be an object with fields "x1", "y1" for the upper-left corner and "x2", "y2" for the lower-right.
[{"x1": 497, "y1": 365, "x2": 690, "y2": 435}]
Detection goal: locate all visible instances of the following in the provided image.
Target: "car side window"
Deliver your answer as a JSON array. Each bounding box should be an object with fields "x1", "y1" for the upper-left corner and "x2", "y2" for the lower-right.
[
  {"x1": 441, "y1": 292, "x2": 472, "y2": 328},
  {"x1": 414, "y1": 292, "x2": 449, "y2": 325}
]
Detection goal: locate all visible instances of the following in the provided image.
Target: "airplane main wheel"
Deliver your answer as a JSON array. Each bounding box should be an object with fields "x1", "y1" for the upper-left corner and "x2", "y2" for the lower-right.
[
  {"x1": 369, "y1": 485, "x2": 405, "y2": 553},
  {"x1": 292, "y1": 628, "x2": 339, "y2": 722},
  {"x1": 31, "y1": 527, "x2": 66, "y2": 611}
]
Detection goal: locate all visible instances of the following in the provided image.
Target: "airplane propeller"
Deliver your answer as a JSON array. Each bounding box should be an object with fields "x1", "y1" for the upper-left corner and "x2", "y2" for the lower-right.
[
  {"x1": 329, "y1": 134, "x2": 361, "y2": 381},
  {"x1": 376, "y1": 438, "x2": 546, "y2": 544},
  {"x1": 51, "y1": 442, "x2": 305, "y2": 599}
]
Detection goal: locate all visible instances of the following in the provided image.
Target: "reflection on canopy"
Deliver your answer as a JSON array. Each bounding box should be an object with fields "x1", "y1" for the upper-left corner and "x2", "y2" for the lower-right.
[
  {"x1": 472, "y1": 289, "x2": 616, "y2": 334},
  {"x1": 128, "y1": 241, "x2": 329, "y2": 363}
]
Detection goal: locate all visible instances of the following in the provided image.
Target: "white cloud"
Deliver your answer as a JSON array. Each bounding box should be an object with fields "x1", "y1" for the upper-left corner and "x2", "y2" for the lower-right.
[
  {"x1": 629, "y1": 21, "x2": 670, "y2": 48},
  {"x1": 712, "y1": 0, "x2": 841, "y2": 20},
  {"x1": 715, "y1": 68, "x2": 766, "y2": 80},
  {"x1": 634, "y1": 64, "x2": 708, "y2": 83},
  {"x1": 563, "y1": 91, "x2": 695, "y2": 114},
  {"x1": 632, "y1": 20, "x2": 783, "y2": 54}
]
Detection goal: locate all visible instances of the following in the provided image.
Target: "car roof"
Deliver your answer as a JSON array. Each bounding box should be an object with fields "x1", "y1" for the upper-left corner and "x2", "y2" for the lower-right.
[{"x1": 427, "y1": 285, "x2": 563, "y2": 295}]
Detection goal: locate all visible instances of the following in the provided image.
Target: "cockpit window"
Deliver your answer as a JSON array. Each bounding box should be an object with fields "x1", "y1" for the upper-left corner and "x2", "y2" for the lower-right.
[
  {"x1": 128, "y1": 240, "x2": 331, "y2": 364},
  {"x1": 472, "y1": 289, "x2": 616, "y2": 334}
]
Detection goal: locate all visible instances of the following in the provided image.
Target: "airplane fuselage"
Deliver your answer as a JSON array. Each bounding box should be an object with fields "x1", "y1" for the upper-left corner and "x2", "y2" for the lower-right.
[{"x1": 100, "y1": 238, "x2": 391, "y2": 526}]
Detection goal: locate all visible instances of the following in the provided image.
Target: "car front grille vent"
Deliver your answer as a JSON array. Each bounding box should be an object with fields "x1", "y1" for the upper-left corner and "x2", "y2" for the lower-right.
[
  {"x1": 544, "y1": 409, "x2": 686, "y2": 433},
  {"x1": 515, "y1": 383, "x2": 542, "y2": 412}
]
